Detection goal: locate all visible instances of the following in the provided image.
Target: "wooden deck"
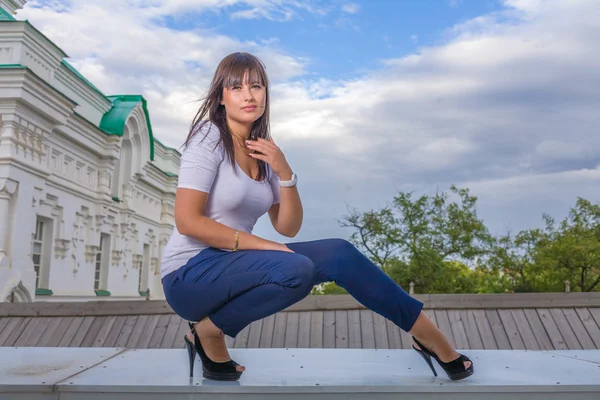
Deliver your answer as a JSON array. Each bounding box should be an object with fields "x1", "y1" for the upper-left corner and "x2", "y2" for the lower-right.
[{"x1": 1, "y1": 293, "x2": 599, "y2": 351}]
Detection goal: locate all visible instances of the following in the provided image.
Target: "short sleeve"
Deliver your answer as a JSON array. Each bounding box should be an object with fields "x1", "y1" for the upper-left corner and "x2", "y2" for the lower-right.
[
  {"x1": 177, "y1": 123, "x2": 224, "y2": 193},
  {"x1": 269, "y1": 166, "x2": 280, "y2": 205}
]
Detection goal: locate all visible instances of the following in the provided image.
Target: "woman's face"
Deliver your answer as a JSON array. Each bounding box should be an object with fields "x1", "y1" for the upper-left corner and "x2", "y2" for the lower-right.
[{"x1": 221, "y1": 70, "x2": 266, "y2": 127}]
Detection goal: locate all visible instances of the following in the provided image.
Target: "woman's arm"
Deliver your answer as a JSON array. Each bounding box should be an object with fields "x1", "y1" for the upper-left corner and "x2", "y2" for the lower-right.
[
  {"x1": 246, "y1": 138, "x2": 303, "y2": 237},
  {"x1": 175, "y1": 188, "x2": 290, "y2": 251},
  {"x1": 268, "y1": 168, "x2": 303, "y2": 237}
]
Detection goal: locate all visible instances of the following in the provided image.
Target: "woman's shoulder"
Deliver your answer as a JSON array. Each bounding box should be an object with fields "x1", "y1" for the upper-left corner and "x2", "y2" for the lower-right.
[{"x1": 185, "y1": 122, "x2": 224, "y2": 154}]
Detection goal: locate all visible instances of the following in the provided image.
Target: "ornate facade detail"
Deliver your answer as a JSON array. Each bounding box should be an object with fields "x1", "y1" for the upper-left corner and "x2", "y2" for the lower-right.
[
  {"x1": 85, "y1": 245, "x2": 99, "y2": 263},
  {"x1": 0, "y1": 178, "x2": 18, "y2": 267},
  {"x1": 54, "y1": 238, "x2": 70, "y2": 259}
]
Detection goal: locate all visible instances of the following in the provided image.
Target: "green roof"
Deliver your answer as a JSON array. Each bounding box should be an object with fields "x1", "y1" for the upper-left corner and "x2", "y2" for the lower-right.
[
  {"x1": 100, "y1": 95, "x2": 155, "y2": 160},
  {"x1": 0, "y1": 7, "x2": 16, "y2": 21},
  {"x1": 155, "y1": 138, "x2": 182, "y2": 155}
]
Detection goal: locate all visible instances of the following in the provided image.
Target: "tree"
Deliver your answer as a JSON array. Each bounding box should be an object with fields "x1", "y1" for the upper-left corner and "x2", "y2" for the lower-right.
[
  {"x1": 340, "y1": 186, "x2": 494, "y2": 293},
  {"x1": 489, "y1": 198, "x2": 600, "y2": 292}
]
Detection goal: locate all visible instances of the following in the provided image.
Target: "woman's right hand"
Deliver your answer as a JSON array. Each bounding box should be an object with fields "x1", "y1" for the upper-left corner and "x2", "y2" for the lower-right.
[{"x1": 271, "y1": 243, "x2": 294, "y2": 253}]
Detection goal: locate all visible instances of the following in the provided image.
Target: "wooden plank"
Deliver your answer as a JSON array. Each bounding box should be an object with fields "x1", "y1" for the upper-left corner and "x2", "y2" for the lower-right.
[
  {"x1": 472, "y1": 310, "x2": 497, "y2": 349},
  {"x1": 447, "y1": 310, "x2": 469, "y2": 350},
  {"x1": 3, "y1": 317, "x2": 31, "y2": 347},
  {"x1": 297, "y1": 312, "x2": 311, "y2": 348},
  {"x1": 25, "y1": 317, "x2": 53, "y2": 347},
  {"x1": 35, "y1": 317, "x2": 63, "y2": 347},
  {"x1": 0, "y1": 300, "x2": 174, "y2": 317},
  {"x1": 271, "y1": 313, "x2": 287, "y2": 348},
  {"x1": 359, "y1": 310, "x2": 375, "y2": 349},
  {"x1": 372, "y1": 313, "x2": 389, "y2": 349},
  {"x1": 92, "y1": 316, "x2": 117, "y2": 347},
  {"x1": 0, "y1": 318, "x2": 10, "y2": 336},
  {"x1": 173, "y1": 317, "x2": 189, "y2": 348},
  {"x1": 15, "y1": 317, "x2": 42, "y2": 347},
  {"x1": 4, "y1": 293, "x2": 600, "y2": 317},
  {"x1": 497, "y1": 310, "x2": 525, "y2": 350},
  {"x1": 284, "y1": 312, "x2": 299, "y2": 348},
  {"x1": 13, "y1": 317, "x2": 39, "y2": 347},
  {"x1": 334, "y1": 310, "x2": 348, "y2": 348},
  {"x1": 323, "y1": 311, "x2": 335, "y2": 348},
  {"x1": 285, "y1": 292, "x2": 600, "y2": 311},
  {"x1": 433, "y1": 310, "x2": 455, "y2": 348},
  {"x1": 247, "y1": 319, "x2": 263, "y2": 348},
  {"x1": 136, "y1": 315, "x2": 160, "y2": 349},
  {"x1": 399, "y1": 325, "x2": 413, "y2": 349},
  {"x1": 233, "y1": 323, "x2": 251, "y2": 348},
  {"x1": 522, "y1": 309, "x2": 553, "y2": 350},
  {"x1": 161, "y1": 314, "x2": 183, "y2": 349},
  {"x1": 537, "y1": 309, "x2": 567, "y2": 350},
  {"x1": 123, "y1": 315, "x2": 150, "y2": 349},
  {"x1": 309, "y1": 311, "x2": 323, "y2": 348},
  {"x1": 510, "y1": 309, "x2": 539, "y2": 350},
  {"x1": 484, "y1": 310, "x2": 510, "y2": 349},
  {"x1": 59, "y1": 317, "x2": 89, "y2": 347},
  {"x1": 235, "y1": 323, "x2": 252, "y2": 349},
  {"x1": 102, "y1": 316, "x2": 127, "y2": 348},
  {"x1": 575, "y1": 308, "x2": 600, "y2": 349},
  {"x1": 259, "y1": 314, "x2": 275, "y2": 348},
  {"x1": 148, "y1": 314, "x2": 171, "y2": 349},
  {"x1": 0, "y1": 318, "x2": 21, "y2": 346},
  {"x1": 79, "y1": 316, "x2": 104, "y2": 347},
  {"x1": 549, "y1": 308, "x2": 581, "y2": 350},
  {"x1": 78, "y1": 316, "x2": 103, "y2": 347},
  {"x1": 460, "y1": 310, "x2": 484, "y2": 349},
  {"x1": 115, "y1": 316, "x2": 138, "y2": 348},
  {"x1": 562, "y1": 308, "x2": 595, "y2": 349},
  {"x1": 589, "y1": 308, "x2": 600, "y2": 329},
  {"x1": 385, "y1": 319, "x2": 402, "y2": 349},
  {"x1": 347, "y1": 310, "x2": 362, "y2": 349}
]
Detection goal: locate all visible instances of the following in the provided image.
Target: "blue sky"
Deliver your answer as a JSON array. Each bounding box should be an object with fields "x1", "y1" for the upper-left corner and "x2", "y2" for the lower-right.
[
  {"x1": 165, "y1": 0, "x2": 504, "y2": 81},
  {"x1": 17, "y1": 0, "x2": 600, "y2": 245}
]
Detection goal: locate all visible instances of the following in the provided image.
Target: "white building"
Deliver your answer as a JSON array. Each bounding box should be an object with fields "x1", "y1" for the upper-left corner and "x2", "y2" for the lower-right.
[{"x1": 0, "y1": 0, "x2": 181, "y2": 302}]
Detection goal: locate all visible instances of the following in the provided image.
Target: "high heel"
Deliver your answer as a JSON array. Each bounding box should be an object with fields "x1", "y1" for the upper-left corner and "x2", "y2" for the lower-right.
[
  {"x1": 412, "y1": 336, "x2": 474, "y2": 381},
  {"x1": 185, "y1": 322, "x2": 243, "y2": 381}
]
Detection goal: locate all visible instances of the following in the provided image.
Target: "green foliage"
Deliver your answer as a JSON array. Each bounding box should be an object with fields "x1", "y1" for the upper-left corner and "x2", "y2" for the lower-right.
[{"x1": 330, "y1": 187, "x2": 600, "y2": 295}]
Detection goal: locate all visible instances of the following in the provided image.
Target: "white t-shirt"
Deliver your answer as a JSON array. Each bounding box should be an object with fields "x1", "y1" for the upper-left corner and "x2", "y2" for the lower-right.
[{"x1": 160, "y1": 122, "x2": 281, "y2": 278}]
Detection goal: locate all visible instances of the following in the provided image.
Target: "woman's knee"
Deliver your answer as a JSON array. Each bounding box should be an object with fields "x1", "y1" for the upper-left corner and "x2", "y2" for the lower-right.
[{"x1": 285, "y1": 254, "x2": 316, "y2": 289}]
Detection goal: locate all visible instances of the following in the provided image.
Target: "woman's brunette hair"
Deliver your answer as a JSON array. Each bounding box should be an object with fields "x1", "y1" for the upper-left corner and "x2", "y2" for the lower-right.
[{"x1": 184, "y1": 52, "x2": 270, "y2": 181}]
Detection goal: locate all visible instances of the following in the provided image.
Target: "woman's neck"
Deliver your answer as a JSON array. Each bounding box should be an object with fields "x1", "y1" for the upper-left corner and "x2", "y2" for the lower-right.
[{"x1": 227, "y1": 119, "x2": 251, "y2": 141}]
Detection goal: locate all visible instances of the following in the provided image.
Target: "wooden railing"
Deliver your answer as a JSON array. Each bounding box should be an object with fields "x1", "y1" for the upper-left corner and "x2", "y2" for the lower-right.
[{"x1": 1, "y1": 292, "x2": 599, "y2": 317}]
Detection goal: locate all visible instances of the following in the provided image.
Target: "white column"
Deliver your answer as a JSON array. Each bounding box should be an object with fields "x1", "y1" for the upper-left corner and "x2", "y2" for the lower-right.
[{"x1": 0, "y1": 178, "x2": 18, "y2": 268}]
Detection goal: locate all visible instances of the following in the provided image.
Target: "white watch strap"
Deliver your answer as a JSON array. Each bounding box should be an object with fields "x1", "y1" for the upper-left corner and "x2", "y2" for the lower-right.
[{"x1": 279, "y1": 173, "x2": 297, "y2": 187}]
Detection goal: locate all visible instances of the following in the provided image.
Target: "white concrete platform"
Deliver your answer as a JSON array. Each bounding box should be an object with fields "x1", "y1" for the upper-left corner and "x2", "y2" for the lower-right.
[{"x1": 1, "y1": 347, "x2": 599, "y2": 399}]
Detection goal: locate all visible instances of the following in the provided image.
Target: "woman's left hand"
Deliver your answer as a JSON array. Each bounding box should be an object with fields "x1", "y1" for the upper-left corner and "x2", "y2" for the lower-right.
[{"x1": 246, "y1": 138, "x2": 292, "y2": 179}]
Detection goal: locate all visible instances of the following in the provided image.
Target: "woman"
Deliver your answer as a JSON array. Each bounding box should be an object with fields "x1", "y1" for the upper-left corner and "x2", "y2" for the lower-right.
[{"x1": 160, "y1": 52, "x2": 474, "y2": 382}]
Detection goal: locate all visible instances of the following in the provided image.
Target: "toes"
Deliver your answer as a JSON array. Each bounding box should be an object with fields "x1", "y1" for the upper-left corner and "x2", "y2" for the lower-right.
[
  {"x1": 236, "y1": 365, "x2": 246, "y2": 372},
  {"x1": 464, "y1": 361, "x2": 472, "y2": 369}
]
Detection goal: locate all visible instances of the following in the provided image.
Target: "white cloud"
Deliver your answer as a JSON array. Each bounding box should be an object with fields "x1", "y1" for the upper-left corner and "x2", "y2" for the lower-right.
[
  {"x1": 341, "y1": 2, "x2": 360, "y2": 14},
  {"x1": 17, "y1": 0, "x2": 600, "y2": 242}
]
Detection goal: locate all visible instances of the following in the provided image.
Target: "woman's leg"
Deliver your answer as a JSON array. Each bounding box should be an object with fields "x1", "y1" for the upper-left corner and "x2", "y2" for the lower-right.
[
  {"x1": 287, "y1": 238, "x2": 470, "y2": 368},
  {"x1": 162, "y1": 247, "x2": 316, "y2": 369}
]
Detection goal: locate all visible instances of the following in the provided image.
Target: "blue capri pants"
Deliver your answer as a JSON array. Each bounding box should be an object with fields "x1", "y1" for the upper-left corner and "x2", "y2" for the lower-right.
[{"x1": 162, "y1": 238, "x2": 424, "y2": 337}]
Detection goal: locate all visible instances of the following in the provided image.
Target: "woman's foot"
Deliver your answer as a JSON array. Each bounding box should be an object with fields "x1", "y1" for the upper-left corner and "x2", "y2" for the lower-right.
[
  {"x1": 187, "y1": 317, "x2": 245, "y2": 372},
  {"x1": 411, "y1": 337, "x2": 472, "y2": 370},
  {"x1": 409, "y1": 312, "x2": 472, "y2": 370}
]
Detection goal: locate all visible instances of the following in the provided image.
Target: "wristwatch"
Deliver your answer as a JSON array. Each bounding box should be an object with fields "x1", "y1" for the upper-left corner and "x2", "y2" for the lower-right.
[{"x1": 279, "y1": 172, "x2": 298, "y2": 188}]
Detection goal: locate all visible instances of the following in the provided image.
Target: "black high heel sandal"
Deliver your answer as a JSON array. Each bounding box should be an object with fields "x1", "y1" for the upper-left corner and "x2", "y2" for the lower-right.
[
  {"x1": 412, "y1": 336, "x2": 474, "y2": 381},
  {"x1": 184, "y1": 322, "x2": 243, "y2": 381}
]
